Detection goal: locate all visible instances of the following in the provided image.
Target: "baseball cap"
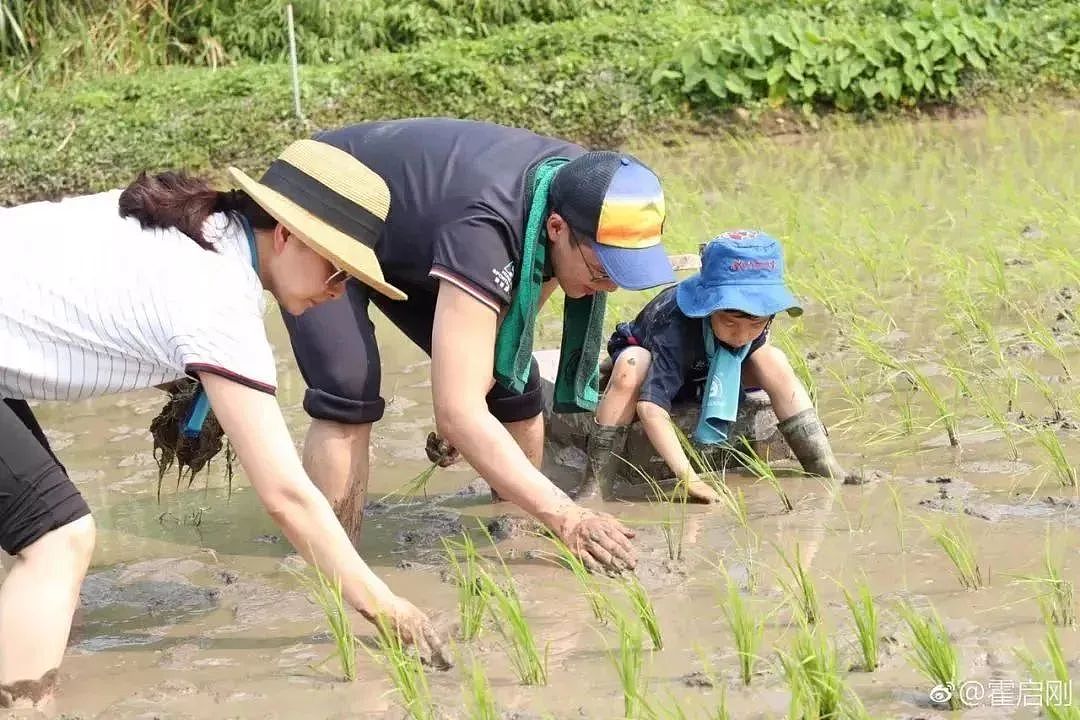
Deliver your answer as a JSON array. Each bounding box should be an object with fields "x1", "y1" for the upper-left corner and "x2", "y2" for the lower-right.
[
  {"x1": 549, "y1": 151, "x2": 675, "y2": 290},
  {"x1": 676, "y1": 230, "x2": 803, "y2": 318}
]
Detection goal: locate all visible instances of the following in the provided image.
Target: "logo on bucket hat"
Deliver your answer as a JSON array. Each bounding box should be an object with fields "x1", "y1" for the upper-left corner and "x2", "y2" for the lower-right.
[
  {"x1": 676, "y1": 230, "x2": 803, "y2": 318},
  {"x1": 228, "y1": 139, "x2": 407, "y2": 301},
  {"x1": 549, "y1": 151, "x2": 675, "y2": 290}
]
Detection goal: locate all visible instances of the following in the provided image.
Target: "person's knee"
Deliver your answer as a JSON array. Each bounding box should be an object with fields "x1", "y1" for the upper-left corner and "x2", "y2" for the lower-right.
[
  {"x1": 609, "y1": 348, "x2": 651, "y2": 396},
  {"x1": 21, "y1": 514, "x2": 95, "y2": 571},
  {"x1": 748, "y1": 345, "x2": 797, "y2": 393}
]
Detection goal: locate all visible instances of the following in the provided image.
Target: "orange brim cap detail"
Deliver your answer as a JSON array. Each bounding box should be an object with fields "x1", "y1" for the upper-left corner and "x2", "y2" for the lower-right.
[{"x1": 595, "y1": 162, "x2": 666, "y2": 249}]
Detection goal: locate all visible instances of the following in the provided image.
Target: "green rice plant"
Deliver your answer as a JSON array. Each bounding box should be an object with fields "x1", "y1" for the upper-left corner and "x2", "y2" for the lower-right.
[
  {"x1": 610, "y1": 616, "x2": 647, "y2": 720},
  {"x1": 886, "y1": 482, "x2": 907, "y2": 553},
  {"x1": 1020, "y1": 363, "x2": 1066, "y2": 419},
  {"x1": 378, "y1": 461, "x2": 439, "y2": 504},
  {"x1": 372, "y1": 613, "x2": 434, "y2": 720},
  {"x1": 928, "y1": 518, "x2": 987, "y2": 590},
  {"x1": 290, "y1": 562, "x2": 359, "y2": 681},
  {"x1": 1014, "y1": 618, "x2": 1080, "y2": 720},
  {"x1": 642, "y1": 471, "x2": 689, "y2": 562},
  {"x1": 672, "y1": 423, "x2": 750, "y2": 530},
  {"x1": 970, "y1": 377, "x2": 1020, "y2": 460},
  {"x1": 442, "y1": 532, "x2": 490, "y2": 641},
  {"x1": 720, "y1": 575, "x2": 765, "y2": 686},
  {"x1": 779, "y1": 623, "x2": 868, "y2": 720},
  {"x1": 541, "y1": 534, "x2": 613, "y2": 624},
  {"x1": 896, "y1": 601, "x2": 961, "y2": 711},
  {"x1": 1032, "y1": 427, "x2": 1078, "y2": 489},
  {"x1": 473, "y1": 533, "x2": 548, "y2": 686},
  {"x1": 1021, "y1": 309, "x2": 1073, "y2": 380},
  {"x1": 775, "y1": 542, "x2": 821, "y2": 626},
  {"x1": 727, "y1": 438, "x2": 793, "y2": 513},
  {"x1": 623, "y1": 574, "x2": 664, "y2": 651},
  {"x1": 462, "y1": 652, "x2": 498, "y2": 720},
  {"x1": 1012, "y1": 532, "x2": 1076, "y2": 628},
  {"x1": 841, "y1": 579, "x2": 879, "y2": 672}
]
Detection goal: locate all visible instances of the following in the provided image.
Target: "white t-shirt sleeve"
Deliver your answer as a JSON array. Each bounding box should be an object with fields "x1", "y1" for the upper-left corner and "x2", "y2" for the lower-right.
[{"x1": 167, "y1": 265, "x2": 278, "y2": 394}]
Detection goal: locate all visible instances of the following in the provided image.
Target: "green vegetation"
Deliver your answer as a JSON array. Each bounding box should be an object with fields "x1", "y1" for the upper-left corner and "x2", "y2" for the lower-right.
[
  {"x1": 842, "y1": 580, "x2": 879, "y2": 672},
  {"x1": 897, "y1": 601, "x2": 961, "y2": 711},
  {"x1": 443, "y1": 532, "x2": 490, "y2": 641},
  {"x1": 779, "y1": 623, "x2": 869, "y2": 720},
  {"x1": 929, "y1": 518, "x2": 987, "y2": 590},
  {"x1": 776, "y1": 542, "x2": 821, "y2": 625},
  {"x1": 372, "y1": 614, "x2": 435, "y2": 720},
  {"x1": 3, "y1": 1, "x2": 1080, "y2": 203},
  {"x1": 291, "y1": 563, "x2": 359, "y2": 681},
  {"x1": 1015, "y1": 618, "x2": 1080, "y2": 720},
  {"x1": 623, "y1": 574, "x2": 664, "y2": 651},
  {"x1": 720, "y1": 576, "x2": 765, "y2": 686}
]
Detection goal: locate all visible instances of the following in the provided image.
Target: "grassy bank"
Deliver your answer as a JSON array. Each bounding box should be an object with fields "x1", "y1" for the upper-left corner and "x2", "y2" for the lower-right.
[{"x1": 2, "y1": 0, "x2": 1078, "y2": 204}]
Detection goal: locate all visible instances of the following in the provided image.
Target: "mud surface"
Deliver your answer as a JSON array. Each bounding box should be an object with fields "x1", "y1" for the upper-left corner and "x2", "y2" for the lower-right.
[{"x1": 5, "y1": 111, "x2": 1080, "y2": 719}]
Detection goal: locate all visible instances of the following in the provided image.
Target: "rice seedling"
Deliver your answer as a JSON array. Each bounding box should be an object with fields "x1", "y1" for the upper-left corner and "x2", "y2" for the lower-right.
[
  {"x1": 673, "y1": 424, "x2": 751, "y2": 530},
  {"x1": 372, "y1": 613, "x2": 434, "y2": 720},
  {"x1": 1020, "y1": 363, "x2": 1067, "y2": 420},
  {"x1": 462, "y1": 652, "x2": 498, "y2": 720},
  {"x1": 378, "y1": 461, "x2": 439, "y2": 504},
  {"x1": 1014, "y1": 618, "x2": 1080, "y2": 720},
  {"x1": 442, "y1": 532, "x2": 490, "y2": 641},
  {"x1": 720, "y1": 575, "x2": 765, "y2": 686},
  {"x1": 841, "y1": 579, "x2": 879, "y2": 672},
  {"x1": 886, "y1": 482, "x2": 907, "y2": 553},
  {"x1": 1031, "y1": 427, "x2": 1078, "y2": 489},
  {"x1": 779, "y1": 622, "x2": 868, "y2": 720},
  {"x1": 610, "y1": 615, "x2": 647, "y2": 720},
  {"x1": 473, "y1": 532, "x2": 548, "y2": 686},
  {"x1": 775, "y1": 542, "x2": 821, "y2": 625},
  {"x1": 772, "y1": 326, "x2": 818, "y2": 407},
  {"x1": 289, "y1": 562, "x2": 358, "y2": 681},
  {"x1": 623, "y1": 574, "x2": 664, "y2": 651},
  {"x1": 929, "y1": 518, "x2": 987, "y2": 590},
  {"x1": 896, "y1": 601, "x2": 961, "y2": 711},
  {"x1": 727, "y1": 438, "x2": 793, "y2": 513},
  {"x1": 642, "y1": 472, "x2": 689, "y2": 562},
  {"x1": 970, "y1": 376, "x2": 1020, "y2": 460},
  {"x1": 540, "y1": 534, "x2": 613, "y2": 624},
  {"x1": 1012, "y1": 532, "x2": 1075, "y2": 627},
  {"x1": 1021, "y1": 309, "x2": 1073, "y2": 379}
]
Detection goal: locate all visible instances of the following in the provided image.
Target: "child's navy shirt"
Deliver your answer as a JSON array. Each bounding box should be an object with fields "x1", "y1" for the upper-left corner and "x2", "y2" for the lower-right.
[{"x1": 607, "y1": 286, "x2": 768, "y2": 411}]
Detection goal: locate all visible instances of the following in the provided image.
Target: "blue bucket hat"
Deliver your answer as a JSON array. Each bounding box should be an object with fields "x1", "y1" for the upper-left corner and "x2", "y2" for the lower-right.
[{"x1": 676, "y1": 230, "x2": 803, "y2": 318}]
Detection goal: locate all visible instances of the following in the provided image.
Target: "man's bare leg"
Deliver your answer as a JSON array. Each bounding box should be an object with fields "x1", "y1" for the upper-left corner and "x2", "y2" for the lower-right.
[
  {"x1": 302, "y1": 419, "x2": 372, "y2": 545},
  {"x1": 494, "y1": 412, "x2": 545, "y2": 502}
]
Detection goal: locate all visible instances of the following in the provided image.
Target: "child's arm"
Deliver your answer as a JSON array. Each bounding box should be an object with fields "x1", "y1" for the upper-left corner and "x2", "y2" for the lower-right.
[{"x1": 637, "y1": 400, "x2": 723, "y2": 503}]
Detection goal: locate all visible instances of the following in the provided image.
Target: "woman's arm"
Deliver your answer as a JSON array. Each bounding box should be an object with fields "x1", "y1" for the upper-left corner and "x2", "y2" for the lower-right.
[
  {"x1": 197, "y1": 372, "x2": 450, "y2": 666},
  {"x1": 430, "y1": 282, "x2": 636, "y2": 573}
]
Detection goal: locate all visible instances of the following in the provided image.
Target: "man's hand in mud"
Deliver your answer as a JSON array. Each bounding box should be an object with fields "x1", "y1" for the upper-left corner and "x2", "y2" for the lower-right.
[
  {"x1": 425, "y1": 432, "x2": 460, "y2": 468},
  {"x1": 559, "y1": 509, "x2": 637, "y2": 575},
  {"x1": 367, "y1": 595, "x2": 453, "y2": 670}
]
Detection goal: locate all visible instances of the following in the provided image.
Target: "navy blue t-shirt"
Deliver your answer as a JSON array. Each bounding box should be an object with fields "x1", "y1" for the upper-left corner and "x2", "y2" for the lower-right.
[
  {"x1": 315, "y1": 118, "x2": 584, "y2": 313},
  {"x1": 608, "y1": 287, "x2": 769, "y2": 411}
]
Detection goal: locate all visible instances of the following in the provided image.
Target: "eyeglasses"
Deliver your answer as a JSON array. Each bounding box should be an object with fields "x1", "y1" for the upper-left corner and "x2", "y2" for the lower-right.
[{"x1": 571, "y1": 229, "x2": 610, "y2": 283}]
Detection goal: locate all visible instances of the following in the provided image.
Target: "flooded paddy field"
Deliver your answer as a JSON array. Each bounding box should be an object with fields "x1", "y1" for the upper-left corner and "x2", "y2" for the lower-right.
[{"x1": 8, "y1": 109, "x2": 1079, "y2": 719}]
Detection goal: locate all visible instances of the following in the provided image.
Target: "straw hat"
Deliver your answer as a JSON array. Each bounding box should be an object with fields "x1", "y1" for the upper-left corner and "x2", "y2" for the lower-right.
[{"x1": 228, "y1": 139, "x2": 406, "y2": 301}]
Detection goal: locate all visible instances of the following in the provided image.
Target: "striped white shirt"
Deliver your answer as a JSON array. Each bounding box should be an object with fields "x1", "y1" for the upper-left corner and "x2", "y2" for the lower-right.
[{"x1": 0, "y1": 190, "x2": 277, "y2": 401}]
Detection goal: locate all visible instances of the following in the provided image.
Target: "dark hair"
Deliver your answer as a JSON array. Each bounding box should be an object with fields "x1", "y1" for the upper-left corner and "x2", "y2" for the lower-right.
[{"x1": 118, "y1": 171, "x2": 276, "y2": 251}]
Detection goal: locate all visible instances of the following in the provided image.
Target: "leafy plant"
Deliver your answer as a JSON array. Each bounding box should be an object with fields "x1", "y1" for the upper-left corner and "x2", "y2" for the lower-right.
[
  {"x1": 372, "y1": 613, "x2": 434, "y2": 720},
  {"x1": 775, "y1": 542, "x2": 821, "y2": 625},
  {"x1": 897, "y1": 601, "x2": 961, "y2": 711},
  {"x1": 291, "y1": 562, "x2": 359, "y2": 681},
  {"x1": 443, "y1": 532, "x2": 490, "y2": 641},
  {"x1": 930, "y1": 518, "x2": 987, "y2": 590},
  {"x1": 720, "y1": 576, "x2": 765, "y2": 685},
  {"x1": 842, "y1": 579, "x2": 879, "y2": 672},
  {"x1": 624, "y1": 574, "x2": 664, "y2": 651}
]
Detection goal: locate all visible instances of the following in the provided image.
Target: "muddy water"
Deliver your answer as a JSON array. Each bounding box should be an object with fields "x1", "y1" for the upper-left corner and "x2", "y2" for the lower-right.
[{"x1": 8, "y1": 110, "x2": 1080, "y2": 719}]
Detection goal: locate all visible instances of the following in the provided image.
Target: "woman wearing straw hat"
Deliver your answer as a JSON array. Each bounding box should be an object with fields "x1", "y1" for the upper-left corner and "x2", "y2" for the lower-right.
[
  {"x1": 279, "y1": 118, "x2": 677, "y2": 575},
  {"x1": 0, "y1": 140, "x2": 448, "y2": 708}
]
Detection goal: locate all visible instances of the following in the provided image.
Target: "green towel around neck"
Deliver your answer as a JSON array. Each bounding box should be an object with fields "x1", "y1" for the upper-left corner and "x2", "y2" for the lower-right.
[{"x1": 493, "y1": 157, "x2": 606, "y2": 414}]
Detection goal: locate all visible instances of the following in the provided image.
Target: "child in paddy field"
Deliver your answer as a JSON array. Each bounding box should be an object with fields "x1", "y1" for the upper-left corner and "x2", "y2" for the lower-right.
[{"x1": 573, "y1": 230, "x2": 863, "y2": 503}]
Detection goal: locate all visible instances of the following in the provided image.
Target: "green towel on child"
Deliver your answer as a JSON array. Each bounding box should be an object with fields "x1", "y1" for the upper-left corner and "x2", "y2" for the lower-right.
[
  {"x1": 493, "y1": 157, "x2": 606, "y2": 414},
  {"x1": 693, "y1": 319, "x2": 752, "y2": 445}
]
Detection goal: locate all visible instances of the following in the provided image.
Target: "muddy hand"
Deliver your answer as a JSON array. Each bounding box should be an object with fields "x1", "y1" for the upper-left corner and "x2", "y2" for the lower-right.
[
  {"x1": 372, "y1": 595, "x2": 453, "y2": 670},
  {"x1": 561, "y1": 510, "x2": 637, "y2": 575},
  {"x1": 685, "y1": 479, "x2": 724, "y2": 504},
  {"x1": 425, "y1": 432, "x2": 460, "y2": 468}
]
